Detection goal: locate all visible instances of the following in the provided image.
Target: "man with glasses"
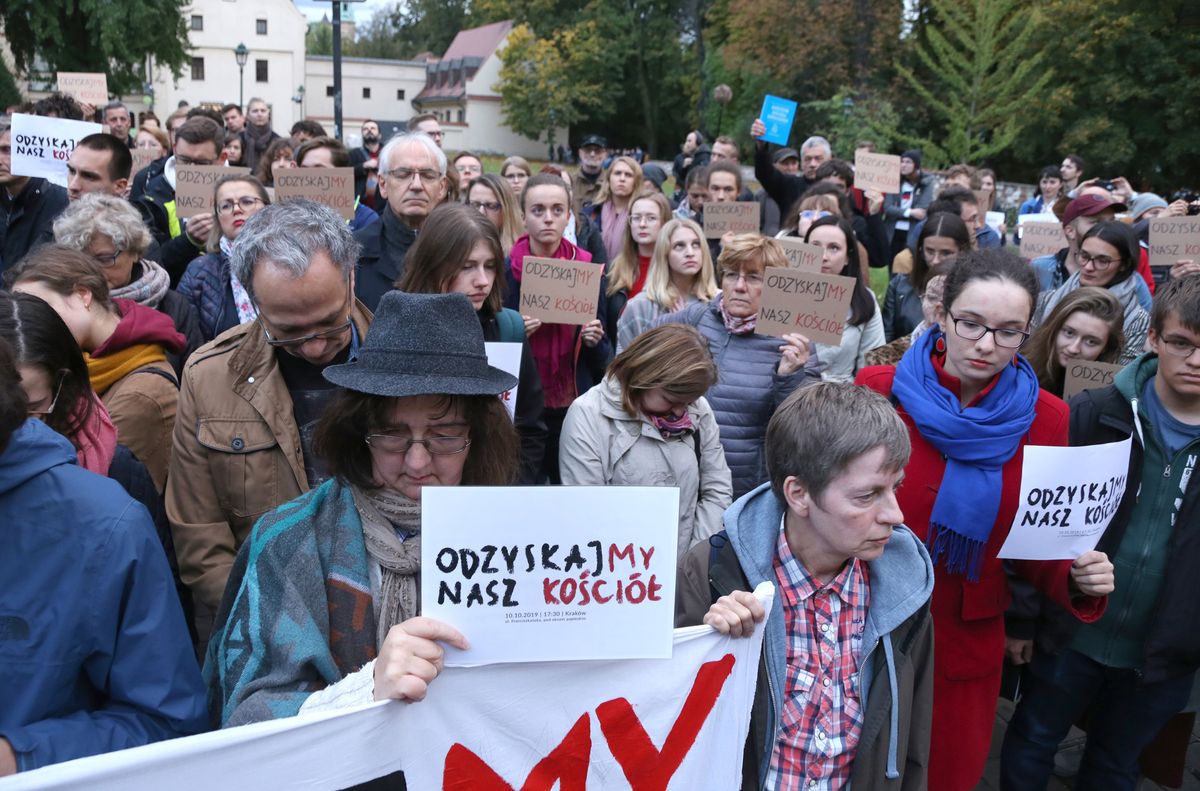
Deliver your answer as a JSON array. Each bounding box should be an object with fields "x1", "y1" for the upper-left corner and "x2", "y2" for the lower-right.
[
  {"x1": 1002, "y1": 275, "x2": 1200, "y2": 790},
  {"x1": 406, "y1": 113, "x2": 444, "y2": 147},
  {"x1": 135, "y1": 116, "x2": 227, "y2": 286},
  {"x1": 167, "y1": 200, "x2": 371, "y2": 639},
  {"x1": 353, "y1": 131, "x2": 449, "y2": 311}
]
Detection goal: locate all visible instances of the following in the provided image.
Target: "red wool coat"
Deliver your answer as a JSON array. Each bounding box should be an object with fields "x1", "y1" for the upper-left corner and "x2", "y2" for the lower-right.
[{"x1": 857, "y1": 360, "x2": 1107, "y2": 791}]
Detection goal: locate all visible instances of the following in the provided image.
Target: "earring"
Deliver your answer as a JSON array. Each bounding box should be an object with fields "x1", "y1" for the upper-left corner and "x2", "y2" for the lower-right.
[{"x1": 934, "y1": 335, "x2": 946, "y2": 354}]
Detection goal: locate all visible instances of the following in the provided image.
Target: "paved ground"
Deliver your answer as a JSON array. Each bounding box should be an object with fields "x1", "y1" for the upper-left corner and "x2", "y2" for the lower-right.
[{"x1": 974, "y1": 699, "x2": 1200, "y2": 790}]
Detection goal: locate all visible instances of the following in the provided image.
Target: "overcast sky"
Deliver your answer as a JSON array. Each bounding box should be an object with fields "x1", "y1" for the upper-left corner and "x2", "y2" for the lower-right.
[{"x1": 294, "y1": 0, "x2": 392, "y2": 26}]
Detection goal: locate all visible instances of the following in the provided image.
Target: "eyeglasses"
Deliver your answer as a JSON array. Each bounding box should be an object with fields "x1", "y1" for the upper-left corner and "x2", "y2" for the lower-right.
[
  {"x1": 630, "y1": 214, "x2": 660, "y2": 225},
  {"x1": 722, "y1": 270, "x2": 764, "y2": 286},
  {"x1": 469, "y1": 200, "x2": 501, "y2": 213},
  {"x1": 1078, "y1": 250, "x2": 1118, "y2": 270},
  {"x1": 92, "y1": 248, "x2": 122, "y2": 267},
  {"x1": 385, "y1": 168, "x2": 441, "y2": 184},
  {"x1": 1159, "y1": 337, "x2": 1200, "y2": 359},
  {"x1": 218, "y1": 196, "x2": 264, "y2": 215},
  {"x1": 27, "y1": 376, "x2": 64, "y2": 418},
  {"x1": 365, "y1": 434, "x2": 471, "y2": 455},
  {"x1": 800, "y1": 210, "x2": 831, "y2": 222},
  {"x1": 949, "y1": 313, "x2": 1030, "y2": 348},
  {"x1": 258, "y1": 275, "x2": 354, "y2": 348}
]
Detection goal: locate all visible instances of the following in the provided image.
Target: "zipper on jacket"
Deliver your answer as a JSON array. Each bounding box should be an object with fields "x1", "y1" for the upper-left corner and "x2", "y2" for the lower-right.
[{"x1": 1164, "y1": 463, "x2": 1172, "y2": 478}]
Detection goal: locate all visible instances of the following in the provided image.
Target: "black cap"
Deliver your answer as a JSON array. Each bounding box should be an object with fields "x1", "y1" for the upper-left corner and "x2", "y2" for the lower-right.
[
  {"x1": 773, "y1": 147, "x2": 800, "y2": 164},
  {"x1": 580, "y1": 134, "x2": 608, "y2": 149}
]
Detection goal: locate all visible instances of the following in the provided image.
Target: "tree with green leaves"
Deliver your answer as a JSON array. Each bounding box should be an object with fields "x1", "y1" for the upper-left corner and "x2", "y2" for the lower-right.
[
  {"x1": 0, "y1": 58, "x2": 21, "y2": 110},
  {"x1": 1, "y1": 0, "x2": 191, "y2": 97},
  {"x1": 895, "y1": 0, "x2": 1052, "y2": 167}
]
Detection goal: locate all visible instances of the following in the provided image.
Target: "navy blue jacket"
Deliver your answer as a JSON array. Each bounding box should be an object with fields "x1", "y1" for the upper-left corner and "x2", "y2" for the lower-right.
[
  {"x1": 0, "y1": 420, "x2": 206, "y2": 771},
  {"x1": 177, "y1": 250, "x2": 242, "y2": 343}
]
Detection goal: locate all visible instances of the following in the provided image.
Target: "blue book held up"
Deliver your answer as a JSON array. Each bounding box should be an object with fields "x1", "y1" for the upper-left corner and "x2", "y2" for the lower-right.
[{"x1": 758, "y1": 95, "x2": 797, "y2": 146}]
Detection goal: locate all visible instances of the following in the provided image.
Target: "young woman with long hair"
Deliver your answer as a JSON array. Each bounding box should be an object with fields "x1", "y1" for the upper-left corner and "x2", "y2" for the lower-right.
[
  {"x1": 1023, "y1": 286, "x2": 1124, "y2": 397},
  {"x1": 604, "y1": 190, "x2": 672, "y2": 339}
]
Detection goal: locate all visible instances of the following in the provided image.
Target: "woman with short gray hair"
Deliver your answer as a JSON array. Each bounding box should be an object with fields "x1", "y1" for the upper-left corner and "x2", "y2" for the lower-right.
[{"x1": 53, "y1": 193, "x2": 202, "y2": 371}]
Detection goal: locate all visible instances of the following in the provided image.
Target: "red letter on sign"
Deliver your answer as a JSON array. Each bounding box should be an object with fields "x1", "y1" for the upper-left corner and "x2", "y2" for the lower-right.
[
  {"x1": 442, "y1": 712, "x2": 591, "y2": 791},
  {"x1": 595, "y1": 654, "x2": 735, "y2": 791}
]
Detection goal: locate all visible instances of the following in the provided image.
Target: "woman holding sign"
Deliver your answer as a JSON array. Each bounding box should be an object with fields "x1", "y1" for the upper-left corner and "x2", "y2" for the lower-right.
[
  {"x1": 857, "y1": 248, "x2": 1115, "y2": 791},
  {"x1": 208, "y1": 290, "x2": 518, "y2": 730},
  {"x1": 560, "y1": 324, "x2": 732, "y2": 558},
  {"x1": 398, "y1": 203, "x2": 547, "y2": 485},
  {"x1": 1024, "y1": 287, "x2": 1125, "y2": 397},
  {"x1": 803, "y1": 215, "x2": 885, "y2": 381}
]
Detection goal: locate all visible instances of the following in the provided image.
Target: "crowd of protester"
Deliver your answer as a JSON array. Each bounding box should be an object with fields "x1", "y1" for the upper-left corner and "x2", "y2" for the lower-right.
[{"x1": 3, "y1": 87, "x2": 1200, "y2": 791}]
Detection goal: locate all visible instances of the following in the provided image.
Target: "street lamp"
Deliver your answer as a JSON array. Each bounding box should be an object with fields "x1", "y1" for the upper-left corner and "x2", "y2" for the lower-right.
[{"x1": 234, "y1": 43, "x2": 249, "y2": 111}]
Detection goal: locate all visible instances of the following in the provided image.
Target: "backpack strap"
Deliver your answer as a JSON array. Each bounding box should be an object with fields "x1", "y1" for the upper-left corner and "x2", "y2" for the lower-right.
[
  {"x1": 132, "y1": 366, "x2": 180, "y2": 388},
  {"x1": 496, "y1": 308, "x2": 525, "y2": 344},
  {"x1": 706, "y1": 530, "x2": 752, "y2": 605}
]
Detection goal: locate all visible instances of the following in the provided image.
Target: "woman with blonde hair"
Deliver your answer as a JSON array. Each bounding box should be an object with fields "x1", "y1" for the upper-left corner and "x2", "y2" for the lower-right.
[
  {"x1": 466, "y1": 174, "x2": 523, "y2": 255},
  {"x1": 585, "y1": 155, "x2": 644, "y2": 261},
  {"x1": 604, "y1": 190, "x2": 672, "y2": 339},
  {"x1": 561, "y1": 324, "x2": 732, "y2": 557},
  {"x1": 616, "y1": 217, "x2": 718, "y2": 352},
  {"x1": 500, "y1": 155, "x2": 532, "y2": 197}
]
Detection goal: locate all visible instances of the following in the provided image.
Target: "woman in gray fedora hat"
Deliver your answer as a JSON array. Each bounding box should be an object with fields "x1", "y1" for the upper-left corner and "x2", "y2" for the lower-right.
[{"x1": 206, "y1": 291, "x2": 519, "y2": 733}]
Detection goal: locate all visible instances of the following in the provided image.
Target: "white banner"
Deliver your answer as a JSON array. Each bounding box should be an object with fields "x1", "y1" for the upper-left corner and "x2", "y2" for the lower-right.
[
  {"x1": 2, "y1": 584, "x2": 773, "y2": 791},
  {"x1": 9, "y1": 113, "x2": 101, "y2": 187}
]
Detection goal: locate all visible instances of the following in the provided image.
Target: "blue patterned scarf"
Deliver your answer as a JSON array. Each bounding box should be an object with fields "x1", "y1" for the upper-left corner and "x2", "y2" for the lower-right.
[{"x1": 893, "y1": 329, "x2": 1039, "y2": 580}]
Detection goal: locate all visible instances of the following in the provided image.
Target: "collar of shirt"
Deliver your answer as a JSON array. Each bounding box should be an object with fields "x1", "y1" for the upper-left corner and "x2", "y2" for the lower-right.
[{"x1": 774, "y1": 514, "x2": 862, "y2": 609}]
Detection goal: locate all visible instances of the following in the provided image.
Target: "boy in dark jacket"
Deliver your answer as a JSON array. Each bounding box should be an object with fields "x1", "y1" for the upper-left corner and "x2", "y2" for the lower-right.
[
  {"x1": 676, "y1": 382, "x2": 934, "y2": 790},
  {"x1": 1001, "y1": 274, "x2": 1200, "y2": 791}
]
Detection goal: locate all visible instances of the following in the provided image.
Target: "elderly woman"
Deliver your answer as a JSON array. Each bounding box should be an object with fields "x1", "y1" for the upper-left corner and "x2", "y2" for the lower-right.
[
  {"x1": 560, "y1": 324, "x2": 732, "y2": 558},
  {"x1": 10, "y1": 246, "x2": 184, "y2": 493},
  {"x1": 52, "y1": 192, "x2": 202, "y2": 369},
  {"x1": 177, "y1": 174, "x2": 271, "y2": 342},
  {"x1": 658, "y1": 234, "x2": 820, "y2": 497},
  {"x1": 207, "y1": 290, "x2": 519, "y2": 729}
]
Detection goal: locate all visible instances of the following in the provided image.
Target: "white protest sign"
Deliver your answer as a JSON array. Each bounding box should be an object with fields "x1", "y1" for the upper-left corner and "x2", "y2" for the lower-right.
[
  {"x1": 1017, "y1": 212, "x2": 1061, "y2": 227},
  {"x1": 4, "y1": 584, "x2": 774, "y2": 791},
  {"x1": 484, "y1": 341, "x2": 522, "y2": 420},
  {"x1": 986, "y1": 211, "x2": 1005, "y2": 232},
  {"x1": 422, "y1": 486, "x2": 679, "y2": 666},
  {"x1": 9, "y1": 113, "x2": 101, "y2": 187},
  {"x1": 998, "y1": 438, "x2": 1132, "y2": 560}
]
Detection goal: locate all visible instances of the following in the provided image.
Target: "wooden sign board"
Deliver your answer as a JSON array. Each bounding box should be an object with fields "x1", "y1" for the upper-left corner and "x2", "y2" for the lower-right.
[
  {"x1": 1062, "y1": 360, "x2": 1125, "y2": 401},
  {"x1": 1148, "y1": 217, "x2": 1200, "y2": 269},
  {"x1": 854, "y1": 151, "x2": 901, "y2": 194},
  {"x1": 273, "y1": 167, "x2": 356, "y2": 220},
  {"x1": 756, "y1": 267, "x2": 855, "y2": 345},
  {"x1": 175, "y1": 165, "x2": 251, "y2": 218},
  {"x1": 703, "y1": 202, "x2": 760, "y2": 239},
  {"x1": 518, "y1": 257, "x2": 603, "y2": 326}
]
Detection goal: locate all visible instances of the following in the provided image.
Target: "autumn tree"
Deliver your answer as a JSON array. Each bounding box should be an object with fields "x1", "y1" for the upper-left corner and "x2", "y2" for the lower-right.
[
  {"x1": 895, "y1": 0, "x2": 1052, "y2": 167},
  {"x1": 1, "y1": 0, "x2": 190, "y2": 97}
]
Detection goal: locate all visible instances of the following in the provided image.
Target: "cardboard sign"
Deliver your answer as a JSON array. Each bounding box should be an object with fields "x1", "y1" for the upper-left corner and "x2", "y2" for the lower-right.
[
  {"x1": 517, "y1": 256, "x2": 603, "y2": 326},
  {"x1": 1019, "y1": 221, "x2": 1067, "y2": 259},
  {"x1": 756, "y1": 267, "x2": 855, "y2": 344},
  {"x1": 1148, "y1": 217, "x2": 1200, "y2": 269},
  {"x1": 998, "y1": 438, "x2": 1132, "y2": 560},
  {"x1": 9, "y1": 113, "x2": 101, "y2": 187},
  {"x1": 775, "y1": 237, "x2": 824, "y2": 272},
  {"x1": 758, "y1": 94, "x2": 797, "y2": 146},
  {"x1": 421, "y1": 486, "x2": 679, "y2": 666},
  {"x1": 854, "y1": 150, "x2": 901, "y2": 194},
  {"x1": 703, "y1": 201, "x2": 760, "y2": 238},
  {"x1": 1062, "y1": 360, "x2": 1126, "y2": 401},
  {"x1": 484, "y1": 342, "x2": 522, "y2": 420},
  {"x1": 56, "y1": 72, "x2": 109, "y2": 106},
  {"x1": 273, "y1": 167, "x2": 356, "y2": 220},
  {"x1": 5, "y1": 584, "x2": 773, "y2": 791},
  {"x1": 130, "y1": 148, "x2": 160, "y2": 178},
  {"x1": 175, "y1": 164, "x2": 251, "y2": 218}
]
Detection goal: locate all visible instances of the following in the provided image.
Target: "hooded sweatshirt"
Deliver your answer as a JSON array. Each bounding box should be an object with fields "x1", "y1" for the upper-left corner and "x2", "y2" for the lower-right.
[
  {"x1": 677, "y1": 483, "x2": 935, "y2": 789},
  {"x1": 0, "y1": 419, "x2": 205, "y2": 771}
]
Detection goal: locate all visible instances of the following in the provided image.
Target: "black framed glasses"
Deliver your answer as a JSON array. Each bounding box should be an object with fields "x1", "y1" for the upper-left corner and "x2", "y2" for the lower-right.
[
  {"x1": 1159, "y1": 337, "x2": 1200, "y2": 359},
  {"x1": 948, "y1": 314, "x2": 1030, "y2": 348},
  {"x1": 258, "y1": 274, "x2": 354, "y2": 348},
  {"x1": 469, "y1": 200, "x2": 501, "y2": 213},
  {"x1": 1077, "y1": 250, "x2": 1118, "y2": 270},
  {"x1": 27, "y1": 376, "x2": 64, "y2": 418},
  {"x1": 365, "y1": 434, "x2": 471, "y2": 455}
]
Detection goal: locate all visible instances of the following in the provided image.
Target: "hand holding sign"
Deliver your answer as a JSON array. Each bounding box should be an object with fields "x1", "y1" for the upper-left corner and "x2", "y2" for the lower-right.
[
  {"x1": 1070, "y1": 551, "x2": 1115, "y2": 597},
  {"x1": 373, "y1": 617, "x2": 469, "y2": 702}
]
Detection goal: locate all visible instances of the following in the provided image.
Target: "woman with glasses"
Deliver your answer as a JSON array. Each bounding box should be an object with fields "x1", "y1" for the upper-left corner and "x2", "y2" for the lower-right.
[
  {"x1": 1024, "y1": 287, "x2": 1125, "y2": 397},
  {"x1": 466, "y1": 174, "x2": 523, "y2": 255},
  {"x1": 658, "y1": 234, "x2": 820, "y2": 497},
  {"x1": 177, "y1": 174, "x2": 271, "y2": 342},
  {"x1": 208, "y1": 291, "x2": 518, "y2": 740},
  {"x1": 500, "y1": 155, "x2": 531, "y2": 198},
  {"x1": 1034, "y1": 220, "x2": 1149, "y2": 364},
  {"x1": 604, "y1": 191, "x2": 671, "y2": 341},
  {"x1": 52, "y1": 193, "x2": 202, "y2": 370},
  {"x1": 882, "y1": 212, "x2": 971, "y2": 342},
  {"x1": 858, "y1": 249, "x2": 1115, "y2": 791},
  {"x1": 10, "y1": 246, "x2": 186, "y2": 494}
]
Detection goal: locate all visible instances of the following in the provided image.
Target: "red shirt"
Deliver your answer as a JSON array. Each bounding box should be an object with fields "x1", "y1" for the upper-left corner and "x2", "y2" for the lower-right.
[
  {"x1": 768, "y1": 522, "x2": 870, "y2": 791},
  {"x1": 628, "y1": 255, "x2": 651, "y2": 300}
]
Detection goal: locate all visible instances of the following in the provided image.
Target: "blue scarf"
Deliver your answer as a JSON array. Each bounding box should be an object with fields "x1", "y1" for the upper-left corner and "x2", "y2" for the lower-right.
[{"x1": 893, "y1": 329, "x2": 1039, "y2": 580}]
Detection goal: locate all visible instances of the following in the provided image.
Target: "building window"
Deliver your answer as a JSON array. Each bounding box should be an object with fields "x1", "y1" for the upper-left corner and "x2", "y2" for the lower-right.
[
  {"x1": 190, "y1": 57, "x2": 205, "y2": 81},
  {"x1": 396, "y1": 89, "x2": 405, "y2": 101},
  {"x1": 256, "y1": 59, "x2": 268, "y2": 82},
  {"x1": 326, "y1": 85, "x2": 335, "y2": 97},
  {"x1": 457, "y1": 110, "x2": 464, "y2": 123},
  {"x1": 190, "y1": 15, "x2": 203, "y2": 30},
  {"x1": 256, "y1": 19, "x2": 268, "y2": 35},
  {"x1": 362, "y1": 87, "x2": 371, "y2": 99}
]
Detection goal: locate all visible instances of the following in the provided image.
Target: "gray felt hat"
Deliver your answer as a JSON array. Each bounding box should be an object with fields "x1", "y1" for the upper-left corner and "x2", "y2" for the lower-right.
[{"x1": 323, "y1": 291, "x2": 518, "y2": 398}]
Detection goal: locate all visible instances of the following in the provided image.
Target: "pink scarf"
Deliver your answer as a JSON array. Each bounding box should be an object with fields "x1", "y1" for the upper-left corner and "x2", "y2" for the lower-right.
[
  {"x1": 511, "y1": 234, "x2": 593, "y2": 409},
  {"x1": 71, "y1": 393, "x2": 118, "y2": 474},
  {"x1": 718, "y1": 294, "x2": 757, "y2": 335},
  {"x1": 600, "y1": 202, "x2": 628, "y2": 262}
]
